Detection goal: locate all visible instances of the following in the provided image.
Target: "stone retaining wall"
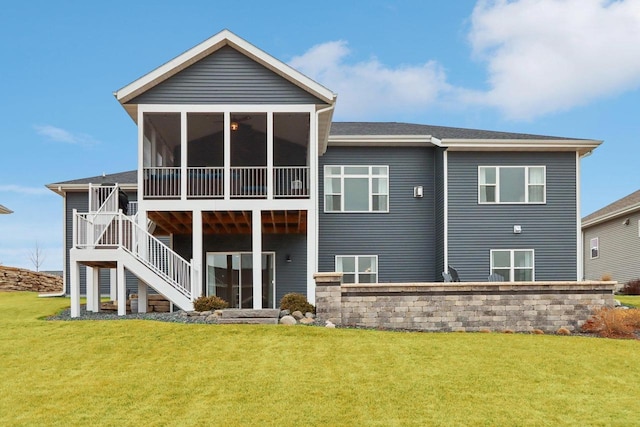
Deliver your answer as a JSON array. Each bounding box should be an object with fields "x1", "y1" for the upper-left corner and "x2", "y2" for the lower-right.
[
  {"x1": 0, "y1": 266, "x2": 63, "y2": 293},
  {"x1": 314, "y1": 273, "x2": 616, "y2": 332}
]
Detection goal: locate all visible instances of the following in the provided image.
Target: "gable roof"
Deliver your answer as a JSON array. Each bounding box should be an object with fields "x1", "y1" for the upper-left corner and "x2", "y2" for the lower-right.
[
  {"x1": 47, "y1": 171, "x2": 137, "y2": 196},
  {"x1": 0, "y1": 204, "x2": 13, "y2": 214},
  {"x1": 582, "y1": 189, "x2": 640, "y2": 228},
  {"x1": 115, "y1": 29, "x2": 336, "y2": 110},
  {"x1": 329, "y1": 122, "x2": 601, "y2": 155}
]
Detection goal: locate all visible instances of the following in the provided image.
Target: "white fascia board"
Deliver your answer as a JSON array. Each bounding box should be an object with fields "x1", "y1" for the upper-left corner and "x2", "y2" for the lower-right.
[
  {"x1": 328, "y1": 135, "x2": 439, "y2": 147},
  {"x1": 443, "y1": 139, "x2": 602, "y2": 156},
  {"x1": 582, "y1": 203, "x2": 640, "y2": 229},
  {"x1": 46, "y1": 183, "x2": 138, "y2": 196},
  {"x1": 115, "y1": 29, "x2": 336, "y2": 105}
]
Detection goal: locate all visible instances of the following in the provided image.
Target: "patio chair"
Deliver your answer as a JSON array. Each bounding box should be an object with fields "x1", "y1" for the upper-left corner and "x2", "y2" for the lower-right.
[
  {"x1": 487, "y1": 273, "x2": 505, "y2": 282},
  {"x1": 448, "y1": 266, "x2": 461, "y2": 282}
]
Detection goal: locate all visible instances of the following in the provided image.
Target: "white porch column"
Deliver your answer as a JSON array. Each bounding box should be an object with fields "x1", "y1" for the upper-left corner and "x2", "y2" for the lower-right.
[
  {"x1": 224, "y1": 112, "x2": 231, "y2": 200},
  {"x1": 86, "y1": 266, "x2": 100, "y2": 313},
  {"x1": 137, "y1": 280, "x2": 148, "y2": 314},
  {"x1": 252, "y1": 209, "x2": 262, "y2": 309},
  {"x1": 180, "y1": 111, "x2": 187, "y2": 200},
  {"x1": 70, "y1": 260, "x2": 81, "y2": 318},
  {"x1": 267, "y1": 112, "x2": 273, "y2": 199},
  {"x1": 109, "y1": 268, "x2": 117, "y2": 301},
  {"x1": 192, "y1": 209, "x2": 203, "y2": 299},
  {"x1": 117, "y1": 262, "x2": 126, "y2": 316},
  {"x1": 306, "y1": 207, "x2": 317, "y2": 304},
  {"x1": 86, "y1": 266, "x2": 94, "y2": 312}
]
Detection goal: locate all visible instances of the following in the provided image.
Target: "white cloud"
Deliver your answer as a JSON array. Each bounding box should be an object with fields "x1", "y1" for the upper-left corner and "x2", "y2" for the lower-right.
[
  {"x1": 464, "y1": 0, "x2": 640, "y2": 119},
  {"x1": 0, "y1": 184, "x2": 50, "y2": 196},
  {"x1": 289, "y1": 41, "x2": 451, "y2": 119},
  {"x1": 289, "y1": 1, "x2": 640, "y2": 121},
  {"x1": 35, "y1": 124, "x2": 99, "y2": 146}
]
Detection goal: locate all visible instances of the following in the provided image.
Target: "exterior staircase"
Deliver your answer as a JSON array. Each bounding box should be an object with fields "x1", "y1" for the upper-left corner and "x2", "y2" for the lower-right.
[{"x1": 72, "y1": 184, "x2": 195, "y2": 312}]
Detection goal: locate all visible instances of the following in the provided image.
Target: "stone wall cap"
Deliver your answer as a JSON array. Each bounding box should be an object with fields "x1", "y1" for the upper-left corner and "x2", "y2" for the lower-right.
[{"x1": 340, "y1": 280, "x2": 617, "y2": 290}]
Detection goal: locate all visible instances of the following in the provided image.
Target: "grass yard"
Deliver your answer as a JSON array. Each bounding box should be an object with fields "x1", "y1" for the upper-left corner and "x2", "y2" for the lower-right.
[
  {"x1": 616, "y1": 294, "x2": 640, "y2": 308},
  {"x1": 1, "y1": 292, "x2": 639, "y2": 426}
]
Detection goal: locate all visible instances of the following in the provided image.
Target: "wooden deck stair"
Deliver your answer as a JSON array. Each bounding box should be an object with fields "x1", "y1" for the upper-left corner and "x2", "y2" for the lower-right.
[{"x1": 216, "y1": 309, "x2": 280, "y2": 324}]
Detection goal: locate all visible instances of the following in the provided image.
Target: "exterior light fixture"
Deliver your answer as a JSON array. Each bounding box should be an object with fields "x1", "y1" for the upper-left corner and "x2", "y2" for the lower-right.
[{"x1": 230, "y1": 122, "x2": 239, "y2": 131}]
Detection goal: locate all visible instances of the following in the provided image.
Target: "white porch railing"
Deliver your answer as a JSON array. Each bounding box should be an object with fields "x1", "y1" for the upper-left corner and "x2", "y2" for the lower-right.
[
  {"x1": 274, "y1": 166, "x2": 309, "y2": 198},
  {"x1": 144, "y1": 167, "x2": 181, "y2": 198},
  {"x1": 230, "y1": 166, "x2": 267, "y2": 198},
  {"x1": 89, "y1": 184, "x2": 118, "y2": 213},
  {"x1": 73, "y1": 211, "x2": 192, "y2": 299},
  {"x1": 187, "y1": 167, "x2": 224, "y2": 198},
  {"x1": 143, "y1": 166, "x2": 310, "y2": 199}
]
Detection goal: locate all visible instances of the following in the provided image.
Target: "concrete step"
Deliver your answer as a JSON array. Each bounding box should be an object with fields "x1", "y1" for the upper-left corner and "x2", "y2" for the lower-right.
[
  {"x1": 220, "y1": 309, "x2": 280, "y2": 318},
  {"x1": 217, "y1": 317, "x2": 279, "y2": 325}
]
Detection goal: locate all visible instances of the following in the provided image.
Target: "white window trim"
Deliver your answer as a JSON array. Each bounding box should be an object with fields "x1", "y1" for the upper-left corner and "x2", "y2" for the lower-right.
[
  {"x1": 335, "y1": 255, "x2": 378, "y2": 284},
  {"x1": 324, "y1": 165, "x2": 389, "y2": 213},
  {"x1": 478, "y1": 166, "x2": 546, "y2": 205},
  {"x1": 490, "y1": 249, "x2": 535, "y2": 282},
  {"x1": 590, "y1": 237, "x2": 599, "y2": 259}
]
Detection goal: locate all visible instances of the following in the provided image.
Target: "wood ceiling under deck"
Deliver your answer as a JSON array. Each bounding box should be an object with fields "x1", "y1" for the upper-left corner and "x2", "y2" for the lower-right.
[{"x1": 148, "y1": 210, "x2": 307, "y2": 235}]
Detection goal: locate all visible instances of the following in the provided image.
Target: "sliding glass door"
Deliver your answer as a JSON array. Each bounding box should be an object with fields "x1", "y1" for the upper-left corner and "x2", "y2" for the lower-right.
[{"x1": 206, "y1": 252, "x2": 275, "y2": 308}]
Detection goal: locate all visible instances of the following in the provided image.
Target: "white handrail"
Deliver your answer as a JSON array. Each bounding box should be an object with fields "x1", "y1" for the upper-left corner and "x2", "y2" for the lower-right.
[{"x1": 74, "y1": 211, "x2": 192, "y2": 298}]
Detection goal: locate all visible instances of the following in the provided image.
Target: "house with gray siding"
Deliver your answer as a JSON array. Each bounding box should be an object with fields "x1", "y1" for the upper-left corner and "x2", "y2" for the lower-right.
[
  {"x1": 46, "y1": 30, "x2": 602, "y2": 317},
  {"x1": 582, "y1": 190, "x2": 640, "y2": 286}
]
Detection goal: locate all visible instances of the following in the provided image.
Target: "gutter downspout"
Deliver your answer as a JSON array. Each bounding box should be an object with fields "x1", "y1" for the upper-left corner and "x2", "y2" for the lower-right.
[
  {"x1": 40, "y1": 185, "x2": 67, "y2": 298},
  {"x1": 576, "y1": 149, "x2": 594, "y2": 281}
]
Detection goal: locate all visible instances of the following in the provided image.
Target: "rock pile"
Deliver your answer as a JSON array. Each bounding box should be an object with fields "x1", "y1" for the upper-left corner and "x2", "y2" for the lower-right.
[
  {"x1": 278, "y1": 310, "x2": 318, "y2": 325},
  {"x1": 0, "y1": 266, "x2": 63, "y2": 293}
]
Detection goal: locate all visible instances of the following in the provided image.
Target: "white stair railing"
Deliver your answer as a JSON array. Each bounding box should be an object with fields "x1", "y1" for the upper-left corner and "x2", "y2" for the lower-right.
[
  {"x1": 89, "y1": 184, "x2": 119, "y2": 213},
  {"x1": 73, "y1": 211, "x2": 192, "y2": 299}
]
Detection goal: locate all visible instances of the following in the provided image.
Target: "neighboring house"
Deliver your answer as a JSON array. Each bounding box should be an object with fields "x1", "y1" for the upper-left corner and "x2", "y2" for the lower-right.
[
  {"x1": 47, "y1": 30, "x2": 602, "y2": 317},
  {"x1": 0, "y1": 205, "x2": 13, "y2": 214},
  {"x1": 582, "y1": 190, "x2": 640, "y2": 285}
]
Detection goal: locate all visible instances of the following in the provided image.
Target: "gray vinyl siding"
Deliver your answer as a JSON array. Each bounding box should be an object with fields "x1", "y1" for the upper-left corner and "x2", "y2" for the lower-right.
[
  {"x1": 172, "y1": 233, "x2": 306, "y2": 304},
  {"x1": 318, "y1": 146, "x2": 437, "y2": 282},
  {"x1": 129, "y1": 46, "x2": 325, "y2": 105},
  {"x1": 434, "y1": 148, "x2": 445, "y2": 278},
  {"x1": 583, "y1": 212, "x2": 640, "y2": 284},
  {"x1": 64, "y1": 191, "x2": 139, "y2": 296},
  {"x1": 447, "y1": 152, "x2": 577, "y2": 282}
]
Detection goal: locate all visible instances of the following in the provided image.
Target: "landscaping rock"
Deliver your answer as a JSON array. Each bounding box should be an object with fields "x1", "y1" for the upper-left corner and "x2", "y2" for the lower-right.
[
  {"x1": 279, "y1": 315, "x2": 297, "y2": 325},
  {"x1": 325, "y1": 320, "x2": 335, "y2": 328},
  {"x1": 305, "y1": 312, "x2": 315, "y2": 319},
  {"x1": 292, "y1": 310, "x2": 304, "y2": 320},
  {"x1": 205, "y1": 314, "x2": 218, "y2": 322},
  {"x1": 299, "y1": 317, "x2": 315, "y2": 325},
  {"x1": 200, "y1": 311, "x2": 212, "y2": 317},
  {"x1": 280, "y1": 309, "x2": 290, "y2": 317}
]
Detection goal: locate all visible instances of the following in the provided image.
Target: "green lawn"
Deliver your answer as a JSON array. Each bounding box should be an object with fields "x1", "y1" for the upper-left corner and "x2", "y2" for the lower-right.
[
  {"x1": 1, "y1": 292, "x2": 639, "y2": 426},
  {"x1": 616, "y1": 295, "x2": 640, "y2": 308}
]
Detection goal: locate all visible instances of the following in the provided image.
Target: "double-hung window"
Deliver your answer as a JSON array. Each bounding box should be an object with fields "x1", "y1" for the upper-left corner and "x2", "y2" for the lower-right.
[
  {"x1": 490, "y1": 249, "x2": 534, "y2": 281},
  {"x1": 479, "y1": 166, "x2": 545, "y2": 204},
  {"x1": 336, "y1": 255, "x2": 378, "y2": 284},
  {"x1": 590, "y1": 238, "x2": 599, "y2": 259},
  {"x1": 324, "y1": 166, "x2": 389, "y2": 212}
]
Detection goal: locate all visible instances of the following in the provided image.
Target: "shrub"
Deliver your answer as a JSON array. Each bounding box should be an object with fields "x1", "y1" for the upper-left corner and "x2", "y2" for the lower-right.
[
  {"x1": 279, "y1": 293, "x2": 315, "y2": 314},
  {"x1": 581, "y1": 307, "x2": 637, "y2": 339},
  {"x1": 621, "y1": 279, "x2": 640, "y2": 295},
  {"x1": 193, "y1": 295, "x2": 229, "y2": 312}
]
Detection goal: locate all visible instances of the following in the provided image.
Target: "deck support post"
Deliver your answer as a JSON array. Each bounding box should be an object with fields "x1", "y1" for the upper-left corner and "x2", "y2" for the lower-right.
[
  {"x1": 192, "y1": 209, "x2": 203, "y2": 299},
  {"x1": 117, "y1": 262, "x2": 126, "y2": 316},
  {"x1": 70, "y1": 260, "x2": 81, "y2": 318},
  {"x1": 86, "y1": 266, "x2": 100, "y2": 313},
  {"x1": 252, "y1": 209, "x2": 262, "y2": 309},
  {"x1": 109, "y1": 268, "x2": 117, "y2": 301},
  {"x1": 137, "y1": 280, "x2": 147, "y2": 313}
]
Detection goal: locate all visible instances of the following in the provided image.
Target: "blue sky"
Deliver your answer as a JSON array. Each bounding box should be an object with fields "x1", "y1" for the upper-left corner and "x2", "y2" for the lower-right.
[{"x1": 1, "y1": 0, "x2": 639, "y2": 270}]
